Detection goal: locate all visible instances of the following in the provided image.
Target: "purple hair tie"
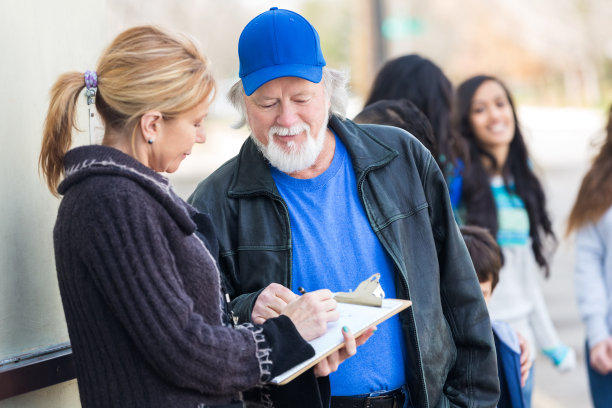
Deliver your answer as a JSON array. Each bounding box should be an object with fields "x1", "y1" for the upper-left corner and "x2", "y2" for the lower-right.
[{"x1": 84, "y1": 70, "x2": 98, "y2": 105}]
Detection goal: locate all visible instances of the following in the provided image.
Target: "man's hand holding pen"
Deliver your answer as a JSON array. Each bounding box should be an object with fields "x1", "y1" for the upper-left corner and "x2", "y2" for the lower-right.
[{"x1": 251, "y1": 283, "x2": 298, "y2": 324}]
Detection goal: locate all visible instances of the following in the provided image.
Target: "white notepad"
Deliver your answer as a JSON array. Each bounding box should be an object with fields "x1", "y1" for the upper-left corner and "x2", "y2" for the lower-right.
[{"x1": 270, "y1": 298, "x2": 412, "y2": 385}]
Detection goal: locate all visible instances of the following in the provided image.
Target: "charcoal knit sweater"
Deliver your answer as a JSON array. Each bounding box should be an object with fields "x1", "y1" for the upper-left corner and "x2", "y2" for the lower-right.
[{"x1": 54, "y1": 145, "x2": 313, "y2": 408}]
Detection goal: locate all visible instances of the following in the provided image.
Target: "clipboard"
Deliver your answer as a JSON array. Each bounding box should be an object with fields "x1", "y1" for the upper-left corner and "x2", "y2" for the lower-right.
[{"x1": 270, "y1": 274, "x2": 412, "y2": 385}]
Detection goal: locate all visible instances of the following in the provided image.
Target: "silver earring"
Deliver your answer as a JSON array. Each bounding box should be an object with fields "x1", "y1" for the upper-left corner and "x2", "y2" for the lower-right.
[{"x1": 148, "y1": 139, "x2": 154, "y2": 144}]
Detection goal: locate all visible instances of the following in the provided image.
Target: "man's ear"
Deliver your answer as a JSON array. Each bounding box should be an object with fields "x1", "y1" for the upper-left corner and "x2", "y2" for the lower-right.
[{"x1": 140, "y1": 111, "x2": 163, "y2": 143}]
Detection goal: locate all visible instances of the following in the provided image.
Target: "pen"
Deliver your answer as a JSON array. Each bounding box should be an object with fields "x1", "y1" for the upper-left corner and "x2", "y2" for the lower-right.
[{"x1": 298, "y1": 287, "x2": 307, "y2": 295}]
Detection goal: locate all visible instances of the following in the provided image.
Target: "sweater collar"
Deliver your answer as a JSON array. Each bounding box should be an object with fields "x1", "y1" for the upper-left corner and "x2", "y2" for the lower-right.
[
  {"x1": 228, "y1": 115, "x2": 398, "y2": 197},
  {"x1": 59, "y1": 145, "x2": 196, "y2": 234}
]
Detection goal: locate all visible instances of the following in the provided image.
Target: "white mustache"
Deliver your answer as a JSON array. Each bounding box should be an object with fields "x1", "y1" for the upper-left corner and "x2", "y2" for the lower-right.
[{"x1": 269, "y1": 123, "x2": 310, "y2": 137}]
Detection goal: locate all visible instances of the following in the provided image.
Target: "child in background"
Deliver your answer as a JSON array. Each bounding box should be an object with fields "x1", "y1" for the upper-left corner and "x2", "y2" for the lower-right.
[{"x1": 461, "y1": 225, "x2": 531, "y2": 408}]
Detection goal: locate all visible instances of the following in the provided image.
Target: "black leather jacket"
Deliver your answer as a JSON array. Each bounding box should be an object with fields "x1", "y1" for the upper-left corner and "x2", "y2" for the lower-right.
[{"x1": 189, "y1": 116, "x2": 499, "y2": 408}]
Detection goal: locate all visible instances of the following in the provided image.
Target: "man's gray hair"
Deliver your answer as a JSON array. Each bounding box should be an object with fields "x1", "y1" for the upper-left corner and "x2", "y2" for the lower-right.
[{"x1": 227, "y1": 67, "x2": 349, "y2": 129}]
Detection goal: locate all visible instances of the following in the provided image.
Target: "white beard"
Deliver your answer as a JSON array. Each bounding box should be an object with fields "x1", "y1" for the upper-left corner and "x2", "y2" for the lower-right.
[{"x1": 250, "y1": 113, "x2": 329, "y2": 174}]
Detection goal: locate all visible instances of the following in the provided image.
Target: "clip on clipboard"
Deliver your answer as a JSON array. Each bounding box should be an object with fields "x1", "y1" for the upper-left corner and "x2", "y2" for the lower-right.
[{"x1": 334, "y1": 273, "x2": 385, "y2": 307}]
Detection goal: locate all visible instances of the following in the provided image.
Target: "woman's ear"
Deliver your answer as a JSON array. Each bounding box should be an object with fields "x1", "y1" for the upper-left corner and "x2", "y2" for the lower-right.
[{"x1": 140, "y1": 111, "x2": 163, "y2": 144}]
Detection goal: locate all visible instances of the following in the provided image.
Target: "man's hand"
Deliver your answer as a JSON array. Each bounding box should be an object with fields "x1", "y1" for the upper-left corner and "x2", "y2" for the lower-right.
[
  {"x1": 590, "y1": 337, "x2": 612, "y2": 375},
  {"x1": 314, "y1": 326, "x2": 376, "y2": 377},
  {"x1": 251, "y1": 283, "x2": 298, "y2": 324},
  {"x1": 516, "y1": 331, "x2": 532, "y2": 387},
  {"x1": 282, "y1": 289, "x2": 339, "y2": 341}
]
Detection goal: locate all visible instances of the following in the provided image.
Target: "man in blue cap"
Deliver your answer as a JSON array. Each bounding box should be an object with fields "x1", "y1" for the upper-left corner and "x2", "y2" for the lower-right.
[{"x1": 189, "y1": 7, "x2": 499, "y2": 408}]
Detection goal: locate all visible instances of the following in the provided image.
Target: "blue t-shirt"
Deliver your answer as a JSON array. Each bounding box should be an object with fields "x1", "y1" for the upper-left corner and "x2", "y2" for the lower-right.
[{"x1": 271, "y1": 134, "x2": 407, "y2": 396}]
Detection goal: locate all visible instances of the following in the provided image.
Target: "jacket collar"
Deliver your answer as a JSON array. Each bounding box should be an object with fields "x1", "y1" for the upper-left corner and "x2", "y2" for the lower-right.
[{"x1": 228, "y1": 115, "x2": 398, "y2": 197}]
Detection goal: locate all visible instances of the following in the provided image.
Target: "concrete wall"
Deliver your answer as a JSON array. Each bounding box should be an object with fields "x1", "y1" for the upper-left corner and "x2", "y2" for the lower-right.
[{"x1": 0, "y1": 1, "x2": 106, "y2": 406}]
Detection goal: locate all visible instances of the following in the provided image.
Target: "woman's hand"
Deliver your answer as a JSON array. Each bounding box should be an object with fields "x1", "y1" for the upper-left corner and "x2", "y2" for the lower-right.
[
  {"x1": 281, "y1": 289, "x2": 339, "y2": 341},
  {"x1": 314, "y1": 326, "x2": 376, "y2": 377}
]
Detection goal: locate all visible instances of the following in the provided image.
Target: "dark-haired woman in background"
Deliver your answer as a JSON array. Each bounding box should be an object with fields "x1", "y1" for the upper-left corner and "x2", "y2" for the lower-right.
[
  {"x1": 364, "y1": 54, "x2": 467, "y2": 207},
  {"x1": 353, "y1": 98, "x2": 437, "y2": 158},
  {"x1": 566, "y1": 104, "x2": 612, "y2": 408},
  {"x1": 453, "y1": 75, "x2": 575, "y2": 407}
]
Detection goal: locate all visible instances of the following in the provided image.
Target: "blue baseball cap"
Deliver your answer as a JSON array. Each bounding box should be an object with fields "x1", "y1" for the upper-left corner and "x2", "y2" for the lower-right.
[{"x1": 238, "y1": 7, "x2": 326, "y2": 96}]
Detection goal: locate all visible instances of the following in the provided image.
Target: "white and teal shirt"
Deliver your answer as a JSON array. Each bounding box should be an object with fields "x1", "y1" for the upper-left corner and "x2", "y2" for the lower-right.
[{"x1": 486, "y1": 176, "x2": 562, "y2": 361}]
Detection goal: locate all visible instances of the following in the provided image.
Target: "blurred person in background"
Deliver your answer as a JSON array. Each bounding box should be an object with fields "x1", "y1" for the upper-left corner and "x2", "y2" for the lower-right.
[
  {"x1": 190, "y1": 7, "x2": 499, "y2": 408},
  {"x1": 353, "y1": 98, "x2": 437, "y2": 157},
  {"x1": 38, "y1": 24, "x2": 366, "y2": 408},
  {"x1": 363, "y1": 54, "x2": 468, "y2": 209},
  {"x1": 453, "y1": 74, "x2": 576, "y2": 408},
  {"x1": 566, "y1": 104, "x2": 612, "y2": 408}
]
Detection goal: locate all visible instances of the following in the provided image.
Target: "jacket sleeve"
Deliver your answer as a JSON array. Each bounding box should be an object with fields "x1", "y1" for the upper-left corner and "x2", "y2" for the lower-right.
[
  {"x1": 231, "y1": 291, "x2": 266, "y2": 323},
  {"x1": 423, "y1": 156, "x2": 500, "y2": 407}
]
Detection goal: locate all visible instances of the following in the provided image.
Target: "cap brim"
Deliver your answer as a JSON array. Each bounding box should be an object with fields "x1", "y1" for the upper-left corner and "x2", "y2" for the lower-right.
[{"x1": 242, "y1": 64, "x2": 323, "y2": 96}]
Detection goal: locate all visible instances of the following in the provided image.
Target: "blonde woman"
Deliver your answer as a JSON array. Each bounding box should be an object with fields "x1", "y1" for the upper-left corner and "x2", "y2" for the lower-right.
[{"x1": 39, "y1": 25, "x2": 370, "y2": 408}]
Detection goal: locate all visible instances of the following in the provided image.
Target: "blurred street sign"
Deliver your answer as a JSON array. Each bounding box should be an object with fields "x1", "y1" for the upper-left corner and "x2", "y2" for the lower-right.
[{"x1": 382, "y1": 17, "x2": 425, "y2": 38}]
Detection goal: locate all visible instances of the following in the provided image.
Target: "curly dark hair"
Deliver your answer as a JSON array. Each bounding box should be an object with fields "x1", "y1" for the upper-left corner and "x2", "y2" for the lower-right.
[
  {"x1": 353, "y1": 98, "x2": 437, "y2": 158},
  {"x1": 364, "y1": 54, "x2": 467, "y2": 172},
  {"x1": 453, "y1": 75, "x2": 556, "y2": 276}
]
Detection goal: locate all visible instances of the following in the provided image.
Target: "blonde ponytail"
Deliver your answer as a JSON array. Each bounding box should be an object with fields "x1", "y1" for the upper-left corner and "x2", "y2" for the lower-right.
[
  {"x1": 39, "y1": 72, "x2": 86, "y2": 196},
  {"x1": 39, "y1": 25, "x2": 216, "y2": 196}
]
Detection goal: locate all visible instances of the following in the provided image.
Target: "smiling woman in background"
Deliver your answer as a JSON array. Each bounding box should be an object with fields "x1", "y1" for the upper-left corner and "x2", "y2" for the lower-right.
[
  {"x1": 38, "y1": 24, "x2": 368, "y2": 408},
  {"x1": 453, "y1": 75, "x2": 575, "y2": 408}
]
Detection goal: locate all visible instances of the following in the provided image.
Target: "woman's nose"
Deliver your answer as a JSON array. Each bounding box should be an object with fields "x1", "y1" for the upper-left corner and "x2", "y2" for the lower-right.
[{"x1": 195, "y1": 128, "x2": 206, "y2": 144}]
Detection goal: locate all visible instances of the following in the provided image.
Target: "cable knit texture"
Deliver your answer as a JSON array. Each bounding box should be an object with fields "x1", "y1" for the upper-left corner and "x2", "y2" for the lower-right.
[{"x1": 54, "y1": 145, "x2": 313, "y2": 408}]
